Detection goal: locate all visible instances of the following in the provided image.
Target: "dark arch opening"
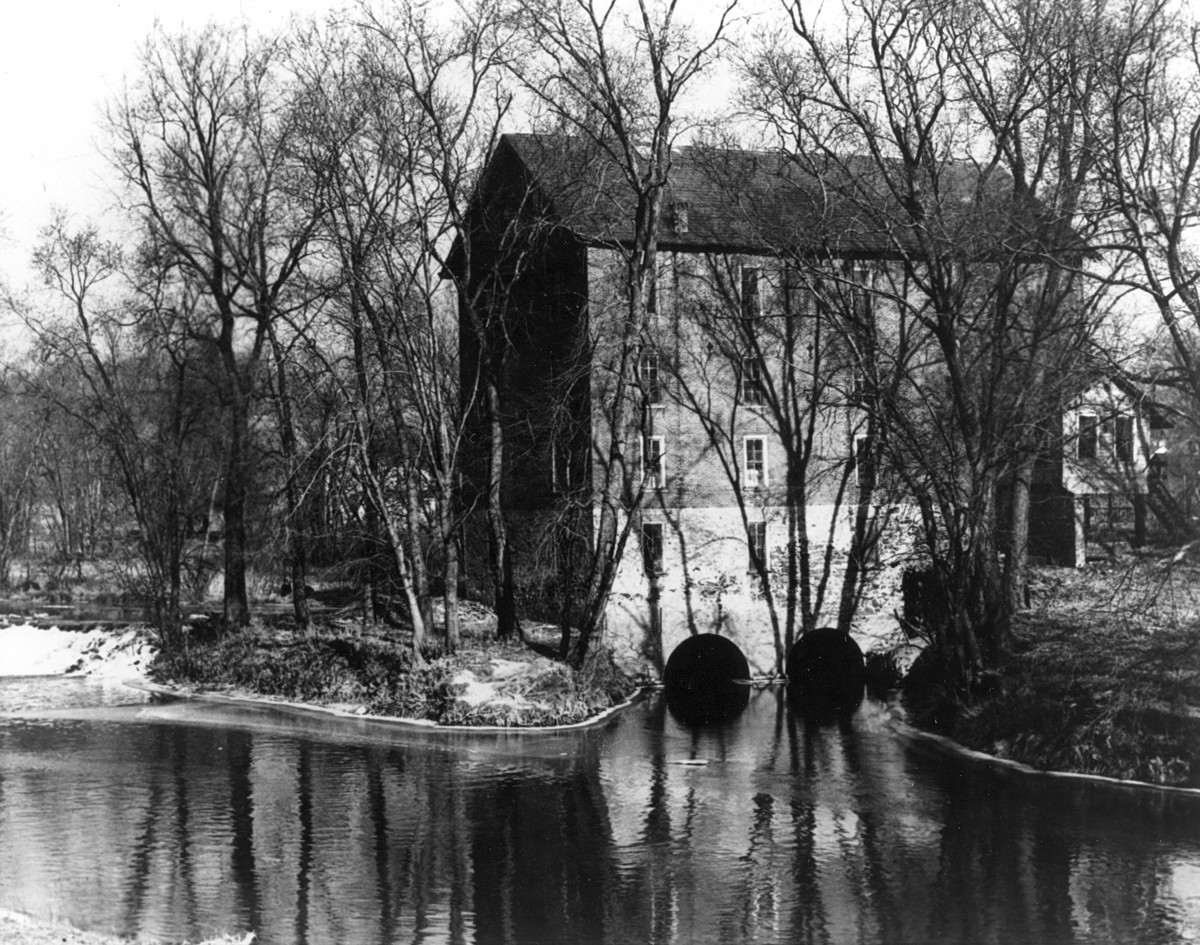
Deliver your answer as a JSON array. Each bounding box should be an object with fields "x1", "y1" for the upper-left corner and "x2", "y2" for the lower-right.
[
  {"x1": 785, "y1": 627, "x2": 865, "y2": 717},
  {"x1": 663, "y1": 634, "x2": 751, "y2": 727}
]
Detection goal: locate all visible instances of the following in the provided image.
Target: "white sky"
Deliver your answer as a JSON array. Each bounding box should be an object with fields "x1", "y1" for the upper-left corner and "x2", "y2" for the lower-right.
[{"x1": 0, "y1": 0, "x2": 347, "y2": 298}]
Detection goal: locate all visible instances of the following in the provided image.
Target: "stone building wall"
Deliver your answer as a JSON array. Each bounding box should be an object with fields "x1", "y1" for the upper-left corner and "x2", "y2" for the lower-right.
[{"x1": 603, "y1": 502, "x2": 921, "y2": 677}]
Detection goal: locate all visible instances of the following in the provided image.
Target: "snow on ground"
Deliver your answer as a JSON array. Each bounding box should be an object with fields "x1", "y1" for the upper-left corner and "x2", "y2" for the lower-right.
[{"x1": 0, "y1": 624, "x2": 156, "y2": 678}]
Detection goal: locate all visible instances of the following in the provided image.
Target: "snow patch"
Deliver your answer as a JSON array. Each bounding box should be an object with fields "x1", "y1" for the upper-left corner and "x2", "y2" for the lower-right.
[{"x1": 448, "y1": 669, "x2": 530, "y2": 710}]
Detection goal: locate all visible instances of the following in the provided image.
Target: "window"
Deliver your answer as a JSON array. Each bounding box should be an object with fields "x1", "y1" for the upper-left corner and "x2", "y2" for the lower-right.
[
  {"x1": 642, "y1": 436, "x2": 665, "y2": 489},
  {"x1": 850, "y1": 263, "x2": 873, "y2": 319},
  {"x1": 741, "y1": 266, "x2": 762, "y2": 319},
  {"x1": 747, "y1": 521, "x2": 767, "y2": 571},
  {"x1": 854, "y1": 434, "x2": 873, "y2": 485},
  {"x1": 1116, "y1": 415, "x2": 1134, "y2": 462},
  {"x1": 784, "y1": 265, "x2": 812, "y2": 318},
  {"x1": 1078, "y1": 413, "x2": 1098, "y2": 460},
  {"x1": 642, "y1": 522, "x2": 664, "y2": 575},
  {"x1": 1149, "y1": 453, "x2": 1168, "y2": 486},
  {"x1": 850, "y1": 363, "x2": 867, "y2": 403},
  {"x1": 741, "y1": 356, "x2": 766, "y2": 405},
  {"x1": 640, "y1": 351, "x2": 663, "y2": 405},
  {"x1": 744, "y1": 436, "x2": 767, "y2": 488}
]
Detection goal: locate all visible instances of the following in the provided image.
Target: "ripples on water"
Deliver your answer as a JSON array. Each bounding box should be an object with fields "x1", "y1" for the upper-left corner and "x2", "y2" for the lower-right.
[{"x1": 1, "y1": 679, "x2": 1198, "y2": 945}]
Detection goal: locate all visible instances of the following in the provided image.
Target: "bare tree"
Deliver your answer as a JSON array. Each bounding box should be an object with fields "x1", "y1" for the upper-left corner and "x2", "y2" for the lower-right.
[
  {"x1": 0, "y1": 369, "x2": 46, "y2": 589},
  {"x1": 108, "y1": 23, "x2": 326, "y2": 627},
  {"x1": 506, "y1": 0, "x2": 738, "y2": 665},
  {"x1": 1093, "y1": 0, "x2": 1200, "y2": 533},
  {"x1": 355, "y1": 0, "x2": 532, "y2": 648},
  {"x1": 20, "y1": 217, "x2": 218, "y2": 639},
  {"x1": 744, "y1": 0, "x2": 1116, "y2": 684}
]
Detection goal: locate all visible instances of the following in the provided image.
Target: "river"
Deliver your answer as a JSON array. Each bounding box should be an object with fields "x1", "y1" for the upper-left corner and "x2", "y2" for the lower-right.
[{"x1": 0, "y1": 676, "x2": 1198, "y2": 944}]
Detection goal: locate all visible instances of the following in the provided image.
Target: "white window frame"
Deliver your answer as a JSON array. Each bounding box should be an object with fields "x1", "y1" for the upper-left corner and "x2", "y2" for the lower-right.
[
  {"x1": 744, "y1": 435, "x2": 768, "y2": 488},
  {"x1": 640, "y1": 350, "x2": 664, "y2": 407},
  {"x1": 641, "y1": 435, "x2": 665, "y2": 490}
]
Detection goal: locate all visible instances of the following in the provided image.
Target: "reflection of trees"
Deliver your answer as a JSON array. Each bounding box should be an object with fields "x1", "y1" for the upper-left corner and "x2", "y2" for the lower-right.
[
  {"x1": 833, "y1": 714, "x2": 899, "y2": 941},
  {"x1": 227, "y1": 732, "x2": 260, "y2": 935},
  {"x1": 469, "y1": 749, "x2": 617, "y2": 945},
  {"x1": 3, "y1": 703, "x2": 1200, "y2": 943},
  {"x1": 294, "y1": 743, "x2": 312, "y2": 945},
  {"x1": 365, "y1": 754, "x2": 396, "y2": 943},
  {"x1": 120, "y1": 732, "x2": 168, "y2": 933}
]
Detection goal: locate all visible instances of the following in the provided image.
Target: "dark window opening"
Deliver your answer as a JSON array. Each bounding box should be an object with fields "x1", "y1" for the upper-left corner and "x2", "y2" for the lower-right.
[
  {"x1": 642, "y1": 522, "x2": 664, "y2": 575},
  {"x1": 1078, "y1": 414, "x2": 1098, "y2": 460},
  {"x1": 854, "y1": 434, "x2": 873, "y2": 484},
  {"x1": 643, "y1": 436, "x2": 664, "y2": 489},
  {"x1": 741, "y1": 266, "x2": 761, "y2": 319},
  {"x1": 748, "y1": 521, "x2": 767, "y2": 571},
  {"x1": 850, "y1": 264, "x2": 873, "y2": 319},
  {"x1": 784, "y1": 266, "x2": 812, "y2": 318},
  {"x1": 1116, "y1": 415, "x2": 1134, "y2": 462},
  {"x1": 741, "y1": 356, "x2": 766, "y2": 405}
]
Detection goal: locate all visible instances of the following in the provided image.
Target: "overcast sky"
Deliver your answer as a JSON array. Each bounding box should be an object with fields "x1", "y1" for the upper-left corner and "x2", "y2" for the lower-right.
[
  {"x1": 0, "y1": 0, "x2": 761, "y2": 317},
  {"x1": 0, "y1": 1, "x2": 346, "y2": 296}
]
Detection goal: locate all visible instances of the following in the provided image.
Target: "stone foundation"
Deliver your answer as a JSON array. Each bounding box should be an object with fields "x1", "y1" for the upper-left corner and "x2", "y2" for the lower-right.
[{"x1": 462, "y1": 503, "x2": 920, "y2": 678}]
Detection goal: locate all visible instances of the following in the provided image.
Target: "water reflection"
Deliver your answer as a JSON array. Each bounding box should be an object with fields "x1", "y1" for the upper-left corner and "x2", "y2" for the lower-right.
[
  {"x1": 1, "y1": 684, "x2": 1198, "y2": 944},
  {"x1": 665, "y1": 680, "x2": 750, "y2": 727}
]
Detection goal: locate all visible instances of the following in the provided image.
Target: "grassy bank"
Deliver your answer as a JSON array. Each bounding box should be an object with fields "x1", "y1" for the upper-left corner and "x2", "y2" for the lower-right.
[
  {"x1": 148, "y1": 609, "x2": 638, "y2": 728},
  {"x1": 910, "y1": 552, "x2": 1200, "y2": 787}
]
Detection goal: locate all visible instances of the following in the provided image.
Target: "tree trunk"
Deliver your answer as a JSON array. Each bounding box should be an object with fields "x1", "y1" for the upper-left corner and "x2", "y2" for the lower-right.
[
  {"x1": 223, "y1": 385, "x2": 252, "y2": 628},
  {"x1": 976, "y1": 476, "x2": 1010, "y2": 657},
  {"x1": 367, "y1": 466, "x2": 428, "y2": 663},
  {"x1": 269, "y1": 328, "x2": 311, "y2": 632},
  {"x1": 837, "y1": 443, "x2": 878, "y2": 635},
  {"x1": 443, "y1": 530, "x2": 460, "y2": 652},
  {"x1": 485, "y1": 379, "x2": 519, "y2": 640},
  {"x1": 400, "y1": 446, "x2": 434, "y2": 642},
  {"x1": 1003, "y1": 454, "x2": 1034, "y2": 614}
]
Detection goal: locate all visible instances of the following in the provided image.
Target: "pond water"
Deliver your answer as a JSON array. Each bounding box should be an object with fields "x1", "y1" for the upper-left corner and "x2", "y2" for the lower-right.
[{"x1": 1, "y1": 679, "x2": 1198, "y2": 945}]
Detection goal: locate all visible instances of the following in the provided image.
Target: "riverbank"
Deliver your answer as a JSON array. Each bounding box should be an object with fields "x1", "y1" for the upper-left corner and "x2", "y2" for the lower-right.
[
  {"x1": 148, "y1": 604, "x2": 640, "y2": 728},
  {"x1": 907, "y1": 551, "x2": 1200, "y2": 788}
]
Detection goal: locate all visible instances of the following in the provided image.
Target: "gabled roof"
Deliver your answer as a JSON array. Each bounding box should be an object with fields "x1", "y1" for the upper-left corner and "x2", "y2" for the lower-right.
[{"x1": 491, "y1": 132, "x2": 1079, "y2": 260}]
